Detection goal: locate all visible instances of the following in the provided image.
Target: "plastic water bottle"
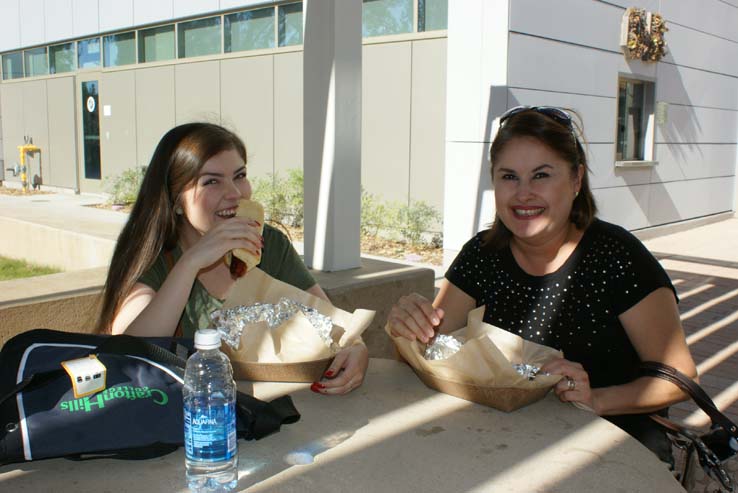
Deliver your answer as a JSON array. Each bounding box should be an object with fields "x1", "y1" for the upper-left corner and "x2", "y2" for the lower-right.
[{"x1": 184, "y1": 329, "x2": 238, "y2": 492}]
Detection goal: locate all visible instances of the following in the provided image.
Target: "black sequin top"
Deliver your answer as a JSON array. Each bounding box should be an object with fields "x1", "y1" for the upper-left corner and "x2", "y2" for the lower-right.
[
  {"x1": 447, "y1": 218, "x2": 676, "y2": 387},
  {"x1": 446, "y1": 219, "x2": 677, "y2": 460}
]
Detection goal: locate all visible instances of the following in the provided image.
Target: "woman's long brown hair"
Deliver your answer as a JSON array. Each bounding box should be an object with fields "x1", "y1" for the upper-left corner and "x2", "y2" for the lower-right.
[{"x1": 96, "y1": 123, "x2": 247, "y2": 333}]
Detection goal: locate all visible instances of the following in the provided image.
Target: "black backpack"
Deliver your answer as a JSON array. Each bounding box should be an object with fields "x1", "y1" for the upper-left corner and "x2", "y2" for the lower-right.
[{"x1": 0, "y1": 329, "x2": 300, "y2": 465}]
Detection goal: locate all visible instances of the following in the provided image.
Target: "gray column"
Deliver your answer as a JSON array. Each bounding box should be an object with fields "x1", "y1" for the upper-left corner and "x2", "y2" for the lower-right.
[
  {"x1": 443, "y1": 0, "x2": 510, "y2": 266},
  {"x1": 302, "y1": 0, "x2": 362, "y2": 271}
]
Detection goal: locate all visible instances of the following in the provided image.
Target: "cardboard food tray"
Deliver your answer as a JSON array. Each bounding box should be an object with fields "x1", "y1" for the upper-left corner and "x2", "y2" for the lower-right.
[
  {"x1": 387, "y1": 305, "x2": 563, "y2": 412},
  {"x1": 218, "y1": 268, "x2": 375, "y2": 383},
  {"x1": 229, "y1": 357, "x2": 333, "y2": 383},
  {"x1": 410, "y1": 365, "x2": 552, "y2": 412}
]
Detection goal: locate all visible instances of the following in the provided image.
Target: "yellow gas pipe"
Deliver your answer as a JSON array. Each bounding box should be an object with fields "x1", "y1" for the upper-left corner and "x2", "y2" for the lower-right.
[{"x1": 17, "y1": 144, "x2": 41, "y2": 193}]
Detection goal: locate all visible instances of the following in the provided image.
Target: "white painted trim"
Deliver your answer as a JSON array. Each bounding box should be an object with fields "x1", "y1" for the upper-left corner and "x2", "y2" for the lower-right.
[{"x1": 614, "y1": 160, "x2": 658, "y2": 168}]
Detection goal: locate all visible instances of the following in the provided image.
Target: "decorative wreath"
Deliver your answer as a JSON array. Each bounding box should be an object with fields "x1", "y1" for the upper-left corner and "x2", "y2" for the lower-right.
[{"x1": 622, "y1": 8, "x2": 668, "y2": 62}]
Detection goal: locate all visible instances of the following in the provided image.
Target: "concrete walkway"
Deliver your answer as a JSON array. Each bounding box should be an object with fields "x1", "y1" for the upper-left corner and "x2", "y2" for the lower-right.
[
  {"x1": 0, "y1": 190, "x2": 736, "y2": 428},
  {"x1": 640, "y1": 218, "x2": 738, "y2": 427},
  {"x1": 0, "y1": 191, "x2": 127, "y2": 241}
]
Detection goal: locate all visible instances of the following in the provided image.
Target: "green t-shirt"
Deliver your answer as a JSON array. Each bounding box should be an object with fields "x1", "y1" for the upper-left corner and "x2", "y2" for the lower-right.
[{"x1": 138, "y1": 224, "x2": 316, "y2": 337}]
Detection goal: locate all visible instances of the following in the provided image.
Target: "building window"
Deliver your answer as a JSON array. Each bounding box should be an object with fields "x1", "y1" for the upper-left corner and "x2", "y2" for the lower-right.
[
  {"x1": 104, "y1": 32, "x2": 136, "y2": 67},
  {"x1": 139, "y1": 25, "x2": 175, "y2": 63},
  {"x1": 278, "y1": 2, "x2": 303, "y2": 47},
  {"x1": 178, "y1": 17, "x2": 221, "y2": 59},
  {"x1": 225, "y1": 7, "x2": 275, "y2": 53},
  {"x1": 418, "y1": 0, "x2": 447, "y2": 31},
  {"x1": 50, "y1": 43, "x2": 75, "y2": 74},
  {"x1": 24, "y1": 47, "x2": 49, "y2": 77},
  {"x1": 1, "y1": 51, "x2": 23, "y2": 80},
  {"x1": 616, "y1": 78, "x2": 655, "y2": 162},
  {"x1": 362, "y1": 0, "x2": 413, "y2": 37},
  {"x1": 77, "y1": 38, "x2": 101, "y2": 69}
]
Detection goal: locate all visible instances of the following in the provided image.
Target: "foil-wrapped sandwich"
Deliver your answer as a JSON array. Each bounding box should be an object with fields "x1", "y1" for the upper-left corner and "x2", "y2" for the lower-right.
[{"x1": 211, "y1": 297, "x2": 336, "y2": 352}]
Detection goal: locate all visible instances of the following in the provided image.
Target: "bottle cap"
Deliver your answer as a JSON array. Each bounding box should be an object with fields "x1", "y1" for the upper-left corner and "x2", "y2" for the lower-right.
[{"x1": 194, "y1": 329, "x2": 221, "y2": 350}]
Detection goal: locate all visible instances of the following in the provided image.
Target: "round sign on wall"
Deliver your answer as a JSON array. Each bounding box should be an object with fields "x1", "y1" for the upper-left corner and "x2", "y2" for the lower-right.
[{"x1": 86, "y1": 96, "x2": 96, "y2": 113}]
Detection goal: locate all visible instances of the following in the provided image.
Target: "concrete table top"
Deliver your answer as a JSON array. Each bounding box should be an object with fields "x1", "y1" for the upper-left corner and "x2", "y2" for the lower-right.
[{"x1": 0, "y1": 358, "x2": 683, "y2": 492}]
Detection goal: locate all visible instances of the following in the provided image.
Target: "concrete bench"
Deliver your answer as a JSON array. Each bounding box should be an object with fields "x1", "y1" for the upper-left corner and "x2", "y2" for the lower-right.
[{"x1": 0, "y1": 259, "x2": 435, "y2": 358}]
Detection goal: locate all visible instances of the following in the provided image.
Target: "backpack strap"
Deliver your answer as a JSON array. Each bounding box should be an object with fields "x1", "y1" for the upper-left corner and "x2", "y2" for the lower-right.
[{"x1": 0, "y1": 369, "x2": 66, "y2": 407}]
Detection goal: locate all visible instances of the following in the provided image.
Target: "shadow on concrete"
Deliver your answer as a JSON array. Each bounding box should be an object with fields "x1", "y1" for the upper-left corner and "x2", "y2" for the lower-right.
[
  {"x1": 653, "y1": 252, "x2": 738, "y2": 271},
  {"x1": 656, "y1": 260, "x2": 738, "y2": 424}
]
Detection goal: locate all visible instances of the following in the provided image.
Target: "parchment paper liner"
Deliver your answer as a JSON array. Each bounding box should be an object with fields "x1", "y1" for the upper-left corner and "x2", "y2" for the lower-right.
[
  {"x1": 221, "y1": 268, "x2": 375, "y2": 382},
  {"x1": 387, "y1": 306, "x2": 563, "y2": 412}
]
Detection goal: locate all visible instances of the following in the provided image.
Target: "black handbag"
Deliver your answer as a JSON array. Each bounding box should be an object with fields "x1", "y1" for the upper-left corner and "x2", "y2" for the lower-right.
[
  {"x1": 0, "y1": 329, "x2": 300, "y2": 465},
  {"x1": 641, "y1": 361, "x2": 738, "y2": 492}
]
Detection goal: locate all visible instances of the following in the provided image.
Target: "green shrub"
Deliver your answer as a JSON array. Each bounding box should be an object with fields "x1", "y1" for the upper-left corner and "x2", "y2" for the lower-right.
[
  {"x1": 251, "y1": 169, "x2": 304, "y2": 227},
  {"x1": 361, "y1": 188, "x2": 389, "y2": 236},
  {"x1": 388, "y1": 199, "x2": 441, "y2": 246},
  {"x1": 104, "y1": 166, "x2": 146, "y2": 205},
  {"x1": 252, "y1": 168, "x2": 442, "y2": 246}
]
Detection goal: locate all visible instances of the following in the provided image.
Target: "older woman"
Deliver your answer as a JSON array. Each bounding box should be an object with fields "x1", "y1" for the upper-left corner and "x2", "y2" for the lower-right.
[
  {"x1": 387, "y1": 106, "x2": 696, "y2": 463},
  {"x1": 97, "y1": 122, "x2": 367, "y2": 395}
]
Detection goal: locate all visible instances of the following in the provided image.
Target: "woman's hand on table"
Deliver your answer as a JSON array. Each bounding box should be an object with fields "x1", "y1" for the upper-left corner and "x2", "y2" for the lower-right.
[
  {"x1": 387, "y1": 293, "x2": 445, "y2": 343},
  {"x1": 541, "y1": 358, "x2": 598, "y2": 413},
  {"x1": 311, "y1": 342, "x2": 369, "y2": 395}
]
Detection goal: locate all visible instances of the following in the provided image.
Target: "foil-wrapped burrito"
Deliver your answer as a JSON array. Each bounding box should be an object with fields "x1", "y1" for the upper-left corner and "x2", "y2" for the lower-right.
[
  {"x1": 512, "y1": 363, "x2": 545, "y2": 381},
  {"x1": 211, "y1": 297, "x2": 337, "y2": 352},
  {"x1": 425, "y1": 335, "x2": 546, "y2": 381},
  {"x1": 424, "y1": 335, "x2": 464, "y2": 361}
]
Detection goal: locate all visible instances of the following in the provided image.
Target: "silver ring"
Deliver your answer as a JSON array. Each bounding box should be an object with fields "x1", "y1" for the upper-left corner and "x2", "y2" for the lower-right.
[{"x1": 566, "y1": 377, "x2": 576, "y2": 391}]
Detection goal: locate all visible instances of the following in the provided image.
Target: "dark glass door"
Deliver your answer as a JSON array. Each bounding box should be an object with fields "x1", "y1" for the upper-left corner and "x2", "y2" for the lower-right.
[{"x1": 81, "y1": 80, "x2": 101, "y2": 180}]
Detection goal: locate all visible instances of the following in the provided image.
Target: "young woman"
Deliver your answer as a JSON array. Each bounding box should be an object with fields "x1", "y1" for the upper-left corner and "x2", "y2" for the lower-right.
[
  {"x1": 387, "y1": 106, "x2": 696, "y2": 463},
  {"x1": 97, "y1": 122, "x2": 367, "y2": 395}
]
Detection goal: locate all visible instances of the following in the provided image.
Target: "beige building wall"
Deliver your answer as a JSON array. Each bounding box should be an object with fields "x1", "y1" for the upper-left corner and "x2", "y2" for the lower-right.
[
  {"x1": 22, "y1": 81, "x2": 49, "y2": 185},
  {"x1": 409, "y1": 38, "x2": 447, "y2": 221},
  {"x1": 0, "y1": 83, "x2": 23, "y2": 185},
  {"x1": 362, "y1": 42, "x2": 412, "y2": 205},
  {"x1": 175, "y1": 60, "x2": 221, "y2": 125},
  {"x1": 274, "y1": 52, "x2": 303, "y2": 176},
  {"x1": 0, "y1": 93, "x2": 3, "y2": 177},
  {"x1": 47, "y1": 77, "x2": 78, "y2": 189},
  {"x1": 1, "y1": 78, "x2": 78, "y2": 190},
  {"x1": 221, "y1": 55, "x2": 275, "y2": 179},
  {"x1": 135, "y1": 66, "x2": 176, "y2": 167},
  {"x1": 0, "y1": 38, "x2": 448, "y2": 214},
  {"x1": 100, "y1": 70, "x2": 138, "y2": 178}
]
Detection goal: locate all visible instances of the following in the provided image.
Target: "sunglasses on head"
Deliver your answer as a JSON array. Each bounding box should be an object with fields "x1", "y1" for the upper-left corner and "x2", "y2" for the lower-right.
[{"x1": 499, "y1": 105, "x2": 574, "y2": 131}]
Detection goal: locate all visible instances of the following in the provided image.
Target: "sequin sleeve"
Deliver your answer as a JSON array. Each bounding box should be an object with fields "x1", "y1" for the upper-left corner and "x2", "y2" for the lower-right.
[
  {"x1": 604, "y1": 223, "x2": 677, "y2": 315},
  {"x1": 444, "y1": 233, "x2": 486, "y2": 303}
]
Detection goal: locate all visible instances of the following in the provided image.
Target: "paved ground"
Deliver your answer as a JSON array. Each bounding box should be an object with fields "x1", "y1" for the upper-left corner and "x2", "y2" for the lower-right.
[
  {"x1": 1, "y1": 190, "x2": 736, "y2": 428},
  {"x1": 641, "y1": 219, "x2": 738, "y2": 427}
]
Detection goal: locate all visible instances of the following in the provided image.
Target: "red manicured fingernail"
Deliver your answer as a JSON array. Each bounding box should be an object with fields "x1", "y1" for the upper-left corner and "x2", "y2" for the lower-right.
[
  {"x1": 310, "y1": 382, "x2": 325, "y2": 392},
  {"x1": 324, "y1": 370, "x2": 334, "y2": 378}
]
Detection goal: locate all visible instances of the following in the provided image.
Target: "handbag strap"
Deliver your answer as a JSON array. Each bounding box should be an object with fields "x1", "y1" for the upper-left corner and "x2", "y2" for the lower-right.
[{"x1": 640, "y1": 361, "x2": 738, "y2": 438}]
